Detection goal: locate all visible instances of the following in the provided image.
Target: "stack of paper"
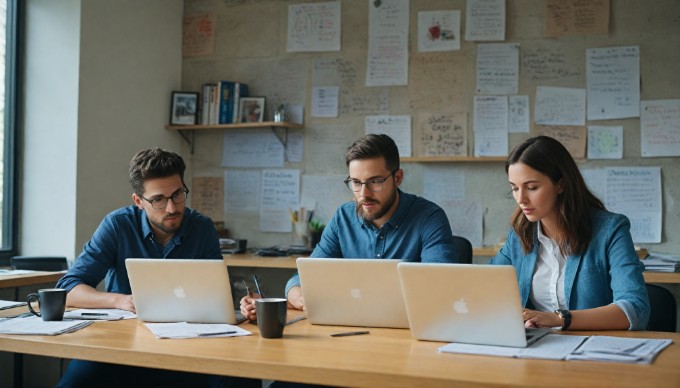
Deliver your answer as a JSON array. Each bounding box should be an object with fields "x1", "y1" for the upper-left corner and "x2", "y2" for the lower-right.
[
  {"x1": 439, "y1": 335, "x2": 673, "y2": 365},
  {"x1": 0, "y1": 315, "x2": 93, "y2": 335},
  {"x1": 567, "y1": 336, "x2": 673, "y2": 364},
  {"x1": 0, "y1": 300, "x2": 27, "y2": 310},
  {"x1": 144, "y1": 322, "x2": 252, "y2": 339},
  {"x1": 643, "y1": 253, "x2": 680, "y2": 272}
]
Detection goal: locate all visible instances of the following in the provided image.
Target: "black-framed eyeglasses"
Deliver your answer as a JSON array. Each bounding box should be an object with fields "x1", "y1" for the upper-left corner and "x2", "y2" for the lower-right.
[
  {"x1": 344, "y1": 170, "x2": 397, "y2": 192},
  {"x1": 141, "y1": 187, "x2": 189, "y2": 210}
]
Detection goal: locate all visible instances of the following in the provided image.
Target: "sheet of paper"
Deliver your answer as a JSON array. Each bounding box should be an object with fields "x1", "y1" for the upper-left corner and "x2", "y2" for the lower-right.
[
  {"x1": 545, "y1": 0, "x2": 609, "y2": 37},
  {"x1": 311, "y1": 86, "x2": 339, "y2": 117},
  {"x1": 0, "y1": 300, "x2": 26, "y2": 310},
  {"x1": 567, "y1": 336, "x2": 673, "y2": 365},
  {"x1": 286, "y1": 131, "x2": 304, "y2": 163},
  {"x1": 465, "y1": 0, "x2": 505, "y2": 41},
  {"x1": 145, "y1": 322, "x2": 252, "y2": 339},
  {"x1": 224, "y1": 170, "x2": 261, "y2": 215},
  {"x1": 191, "y1": 177, "x2": 224, "y2": 223},
  {"x1": 586, "y1": 46, "x2": 640, "y2": 120},
  {"x1": 0, "y1": 315, "x2": 93, "y2": 335},
  {"x1": 366, "y1": 0, "x2": 409, "y2": 86},
  {"x1": 587, "y1": 126, "x2": 623, "y2": 160},
  {"x1": 222, "y1": 130, "x2": 284, "y2": 168},
  {"x1": 287, "y1": 1, "x2": 341, "y2": 52},
  {"x1": 418, "y1": 10, "x2": 461, "y2": 52},
  {"x1": 260, "y1": 169, "x2": 300, "y2": 233},
  {"x1": 301, "y1": 174, "x2": 350, "y2": 224},
  {"x1": 423, "y1": 167, "x2": 465, "y2": 202},
  {"x1": 536, "y1": 126, "x2": 587, "y2": 159},
  {"x1": 441, "y1": 200, "x2": 483, "y2": 248},
  {"x1": 508, "y1": 95, "x2": 530, "y2": 133},
  {"x1": 476, "y1": 43, "x2": 519, "y2": 94},
  {"x1": 63, "y1": 309, "x2": 137, "y2": 321},
  {"x1": 414, "y1": 112, "x2": 467, "y2": 157},
  {"x1": 640, "y1": 99, "x2": 680, "y2": 157},
  {"x1": 182, "y1": 14, "x2": 215, "y2": 57},
  {"x1": 365, "y1": 115, "x2": 412, "y2": 157},
  {"x1": 605, "y1": 167, "x2": 662, "y2": 243},
  {"x1": 0, "y1": 269, "x2": 35, "y2": 276},
  {"x1": 580, "y1": 168, "x2": 606, "y2": 202},
  {"x1": 439, "y1": 334, "x2": 587, "y2": 361},
  {"x1": 473, "y1": 95, "x2": 508, "y2": 157},
  {"x1": 288, "y1": 104, "x2": 304, "y2": 125},
  {"x1": 535, "y1": 86, "x2": 586, "y2": 126}
]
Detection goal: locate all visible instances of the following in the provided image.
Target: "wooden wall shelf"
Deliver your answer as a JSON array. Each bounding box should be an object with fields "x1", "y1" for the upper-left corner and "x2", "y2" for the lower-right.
[{"x1": 165, "y1": 121, "x2": 303, "y2": 154}]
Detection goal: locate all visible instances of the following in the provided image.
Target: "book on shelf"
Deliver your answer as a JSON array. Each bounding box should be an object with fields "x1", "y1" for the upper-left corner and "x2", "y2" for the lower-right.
[{"x1": 199, "y1": 81, "x2": 249, "y2": 125}]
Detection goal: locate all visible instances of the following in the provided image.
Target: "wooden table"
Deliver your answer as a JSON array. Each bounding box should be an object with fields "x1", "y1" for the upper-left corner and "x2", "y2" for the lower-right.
[
  {"x1": 1, "y1": 307, "x2": 679, "y2": 387},
  {"x1": 224, "y1": 254, "x2": 680, "y2": 284},
  {"x1": 0, "y1": 271, "x2": 65, "y2": 289}
]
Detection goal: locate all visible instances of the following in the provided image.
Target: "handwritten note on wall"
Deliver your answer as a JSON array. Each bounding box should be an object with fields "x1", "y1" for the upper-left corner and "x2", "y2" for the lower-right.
[
  {"x1": 473, "y1": 95, "x2": 508, "y2": 157},
  {"x1": 365, "y1": 115, "x2": 412, "y2": 157},
  {"x1": 366, "y1": 0, "x2": 409, "y2": 86},
  {"x1": 465, "y1": 0, "x2": 505, "y2": 41},
  {"x1": 260, "y1": 169, "x2": 300, "y2": 233},
  {"x1": 191, "y1": 177, "x2": 224, "y2": 222},
  {"x1": 586, "y1": 46, "x2": 640, "y2": 120},
  {"x1": 224, "y1": 170, "x2": 260, "y2": 215},
  {"x1": 605, "y1": 167, "x2": 662, "y2": 243},
  {"x1": 508, "y1": 95, "x2": 530, "y2": 133},
  {"x1": 640, "y1": 99, "x2": 680, "y2": 157},
  {"x1": 535, "y1": 86, "x2": 586, "y2": 126},
  {"x1": 287, "y1": 1, "x2": 341, "y2": 52},
  {"x1": 182, "y1": 14, "x2": 215, "y2": 57},
  {"x1": 222, "y1": 130, "x2": 284, "y2": 168},
  {"x1": 587, "y1": 126, "x2": 623, "y2": 160},
  {"x1": 414, "y1": 113, "x2": 467, "y2": 157},
  {"x1": 537, "y1": 126, "x2": 587, "y2": 159},
  {"x1": 545, "y1": 0, "x2": 609, "y2": 37},
  {"x1": 476, "y1": 43, "x2": 519, "y2": 94}
]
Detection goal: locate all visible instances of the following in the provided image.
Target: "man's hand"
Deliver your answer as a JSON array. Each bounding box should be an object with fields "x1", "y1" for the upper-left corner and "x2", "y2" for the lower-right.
[
  {"x1": 113, "y1": 294, "x2": 136, "y2": 313},
  {"x1": 287, "y1": 286, "x2": 305, "y2": 311},
  {"x1": 240, "y1": 293, "x2": 260, "y2": 321},
  {"x1": 66, "y1": 284, "x2": 136, "y2": 313}
]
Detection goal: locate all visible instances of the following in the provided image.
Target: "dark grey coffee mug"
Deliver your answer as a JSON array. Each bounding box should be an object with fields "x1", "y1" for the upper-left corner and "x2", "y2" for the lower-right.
[
  {"x1": 255, "y1": 298, "x2": 287, "y2": 338},
  {"x1": 27, "y1": 288, "x2": 66, "y2": 321}
]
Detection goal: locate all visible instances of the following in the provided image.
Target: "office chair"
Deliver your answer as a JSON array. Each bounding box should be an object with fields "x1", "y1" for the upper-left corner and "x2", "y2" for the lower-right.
[
  {"x1": 451, "y1": 235, "x2": 473, "y2": 264},
  {"x1": 10, "y1": 256, "x2": 68, "y2": 271},
  {"x1": 646, "y1": 284, "x2": 677, "y2": 332}
]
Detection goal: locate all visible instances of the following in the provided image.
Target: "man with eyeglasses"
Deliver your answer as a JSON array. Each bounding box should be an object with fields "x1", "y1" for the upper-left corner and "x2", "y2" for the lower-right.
[
  {"x1": 56, "y1": 148, "x2": 259, "y2": 388},
  {"x1": 240, "y1": 134, "x2": 461, "y2": 320}
]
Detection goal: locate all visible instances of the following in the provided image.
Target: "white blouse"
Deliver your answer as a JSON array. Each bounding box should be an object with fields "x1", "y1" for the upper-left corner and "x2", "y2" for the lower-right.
[{"x1": 530, "y1": 223, "x2": 568, "y2": 312}]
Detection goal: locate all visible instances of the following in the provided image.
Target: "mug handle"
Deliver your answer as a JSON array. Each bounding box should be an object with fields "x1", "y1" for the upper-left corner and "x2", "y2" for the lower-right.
[{"x1": 26, "y1": 293, "x2": 41, "y2": 317}]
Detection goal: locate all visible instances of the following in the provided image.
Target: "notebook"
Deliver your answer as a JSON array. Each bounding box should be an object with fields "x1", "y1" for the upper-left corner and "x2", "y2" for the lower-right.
[
  {"x1": 398, "y1": 263, "x2": 550, "y2": 347},
  {"x1": 296, "y1": 258, "x2": 409, "y2": 328},
  {"x1": 126, "y1": 258, "x2": 242, "y2": 324}
]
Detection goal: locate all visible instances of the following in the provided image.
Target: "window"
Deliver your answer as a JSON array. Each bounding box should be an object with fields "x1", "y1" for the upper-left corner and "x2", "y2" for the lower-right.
[{"x1": 0, "y1": 0, "x2": 19, "y2": 265}]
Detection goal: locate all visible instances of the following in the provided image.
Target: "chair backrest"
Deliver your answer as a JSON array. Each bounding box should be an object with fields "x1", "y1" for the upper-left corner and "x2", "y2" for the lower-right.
[
  {"x1": 10, "y1": 256, "x2": 68, "y2": 271},
  {"x1": 646, "y1": 284, "x2": 677, "y2": 332},
  {"x1": 451, "y1": 235, "x2": 473, "y2": 264}
]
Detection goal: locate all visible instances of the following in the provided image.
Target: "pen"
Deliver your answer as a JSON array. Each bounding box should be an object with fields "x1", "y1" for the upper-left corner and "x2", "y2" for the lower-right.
[
  {"x1": 286, "y1": 316, "x2": 307, "y2": 325},
  {"x1": 330, "y1": 330, "x2": 370, "y2": 337},
  {"x1": 253, "y1": 275, "x2": 265, "y2": 298},
  {"x1": 81, "y1": 313, "x2": 109, "y2": 316},
  {"x1": 198, "y1": 331, "x2": 237, "y2": 337}
]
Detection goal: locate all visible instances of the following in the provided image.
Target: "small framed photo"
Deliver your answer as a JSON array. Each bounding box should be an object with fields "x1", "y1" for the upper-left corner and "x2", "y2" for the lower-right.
[
  {"x1": 239, "y1": 97, "x2": 266, "y2": 123},
  {"x1": 170, "y1": 91, "x2": 199, "y2": 125}
]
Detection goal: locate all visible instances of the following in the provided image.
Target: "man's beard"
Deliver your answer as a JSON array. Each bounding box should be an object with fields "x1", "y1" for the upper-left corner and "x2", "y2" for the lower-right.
[
  {"x1": 149, "y1": 212, "x2": 183, "y2": 235},
  {"x1": 355, "y1": 187, "x2": 398, "y2": 222}
]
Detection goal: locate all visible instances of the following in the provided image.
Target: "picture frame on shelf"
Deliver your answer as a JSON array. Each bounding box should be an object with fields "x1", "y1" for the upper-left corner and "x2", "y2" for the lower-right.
[
  {"x1": 239, "y1": 97, "x2": 265, "y2": 123},
  {"x1": 170, "y1": 91, "x2": 199, "y2": 125}
]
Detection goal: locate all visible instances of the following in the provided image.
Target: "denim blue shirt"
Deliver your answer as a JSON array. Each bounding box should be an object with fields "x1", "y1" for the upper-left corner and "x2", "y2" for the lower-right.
[
  {"x1": 285, "y1": 190, "x2": 460, "y2": 295},
  {"x1": 490, "y1": 209, "x2": 650, "y2": 330},
  {"x1": 57, "y1": 206, "x2": 221, "y2": 295}
]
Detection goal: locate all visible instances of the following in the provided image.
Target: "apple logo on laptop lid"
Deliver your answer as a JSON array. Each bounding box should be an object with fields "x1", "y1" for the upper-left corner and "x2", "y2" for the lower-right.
[{"x1": 453, "y1": 298, "x2": 469, "y2": 314}]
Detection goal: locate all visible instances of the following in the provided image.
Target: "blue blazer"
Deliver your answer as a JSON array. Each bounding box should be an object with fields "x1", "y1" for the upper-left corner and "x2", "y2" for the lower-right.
[{"x1": 490, "y1": 209, "x2": 650, "y2": 330}]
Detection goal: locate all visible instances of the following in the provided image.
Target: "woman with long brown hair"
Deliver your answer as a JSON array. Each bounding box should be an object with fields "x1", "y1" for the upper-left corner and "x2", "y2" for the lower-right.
[{"x1": 491, "y1": 136, "x2": 650, "y2": 331}]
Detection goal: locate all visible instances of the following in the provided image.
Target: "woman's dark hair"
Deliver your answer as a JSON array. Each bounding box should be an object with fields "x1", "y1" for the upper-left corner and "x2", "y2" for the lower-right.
[
  {"x1": 129, "y1": 148, "x2": 186, "y2": 196},
  {"x1": 345, "y1": 134, "x2": 400, "y2": 171},
  {"x1": 506, "y1": 136, "x2": 605, "y2": 255}
]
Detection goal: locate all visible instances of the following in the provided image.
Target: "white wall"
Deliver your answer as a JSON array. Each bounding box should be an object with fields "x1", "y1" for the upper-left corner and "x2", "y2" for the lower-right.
[{"x1": 21, "y1": 0, "x2": 185, "y2": 261}]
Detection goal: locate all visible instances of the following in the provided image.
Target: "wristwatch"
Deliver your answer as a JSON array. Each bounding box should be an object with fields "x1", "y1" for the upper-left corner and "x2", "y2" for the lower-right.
[{"x1": 554, "y1": 309, "x2": 572, "y2": 330}]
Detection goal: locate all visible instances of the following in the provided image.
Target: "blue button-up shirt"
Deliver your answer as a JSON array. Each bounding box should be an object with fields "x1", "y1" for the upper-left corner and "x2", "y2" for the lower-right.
[
  {"x1": 285, "y1": 190, "x2": 460, "y2": 295},
  {"x1": 57, "y1": 206, "x2": 221, "y2": 295}
]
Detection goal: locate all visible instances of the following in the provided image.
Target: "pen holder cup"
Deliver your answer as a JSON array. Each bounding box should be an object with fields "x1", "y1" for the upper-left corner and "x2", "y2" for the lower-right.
[{"x1": 292, "y1": 221, "x2": 310, "y2": 248}]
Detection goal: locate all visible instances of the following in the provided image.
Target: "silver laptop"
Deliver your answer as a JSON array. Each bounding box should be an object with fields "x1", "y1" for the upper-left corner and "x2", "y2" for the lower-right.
[
  {"x1": 126, "y1": 258, "x2": 242, "y2": 324},
  {"x1": 297, "y1": 258, "x2": 409, "y2": 328},
  {"x1": 398, "y1": 263, "x2": 550, "y2": 347}
]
